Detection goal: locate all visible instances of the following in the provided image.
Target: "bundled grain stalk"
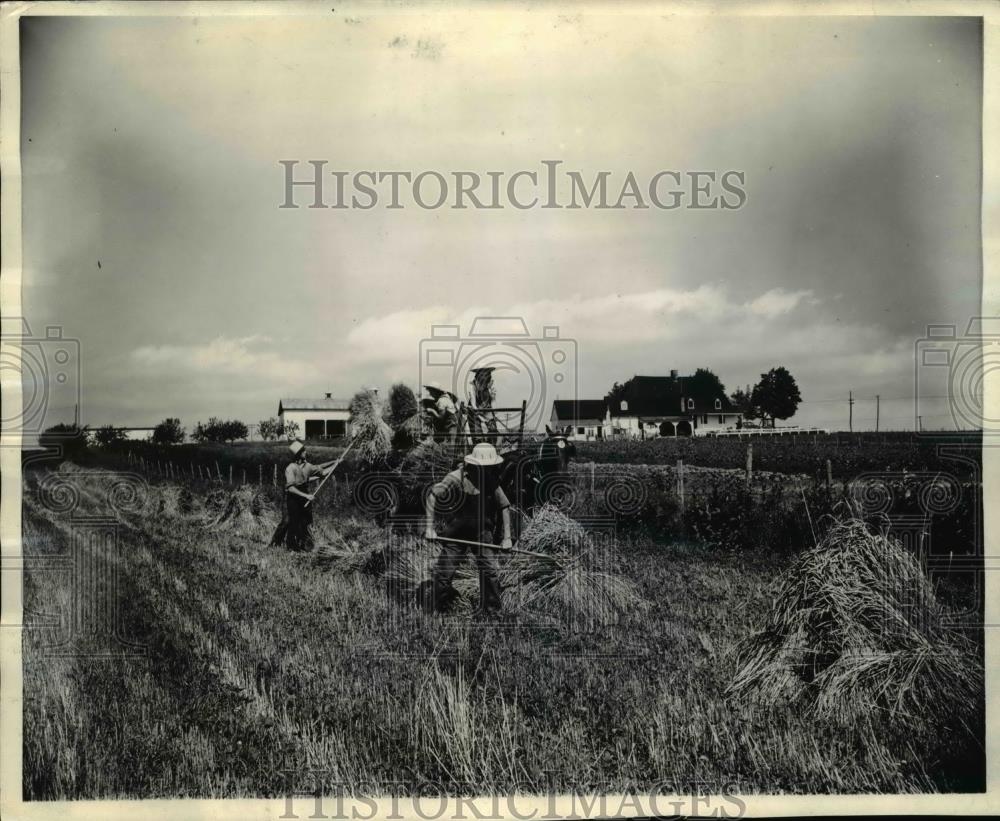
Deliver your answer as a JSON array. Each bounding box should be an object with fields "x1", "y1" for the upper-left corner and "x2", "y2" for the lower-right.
[
  {"x1": 202, "y1": 485, "x2": 278, "y2": 540},
  {"x1": 313, "y1": 516, "x2": 388, "y2": 574},
  {"x1": 728, "y1": 514, "x2": 982, "y2": 731},
  {"x1": 350, "y1": 389, "x2": 394, "y2": 465},
  {"x1": 393, "y1": 439, "x2": 461, "y2": 513},
  {"x1": 502, "y1": 504, "x2": 645, "y2": 627}
]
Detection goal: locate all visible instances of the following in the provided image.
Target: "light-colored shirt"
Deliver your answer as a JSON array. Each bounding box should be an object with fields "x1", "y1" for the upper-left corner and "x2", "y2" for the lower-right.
[
  {"x1": 432, "y1": 468, "x2": 510, "y2": 513},
  {"x1": 285, "y1": 460, "x2": 324, "y2": 490}
]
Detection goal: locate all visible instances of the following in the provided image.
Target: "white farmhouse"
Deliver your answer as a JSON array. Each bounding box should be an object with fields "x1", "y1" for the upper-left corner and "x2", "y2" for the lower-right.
[
  {"x1": 551, "y1": 370, "x2": 743, "y2": 440},
  {"x1": 278, "y1": 393, "x2": 351, "y2": 440}
]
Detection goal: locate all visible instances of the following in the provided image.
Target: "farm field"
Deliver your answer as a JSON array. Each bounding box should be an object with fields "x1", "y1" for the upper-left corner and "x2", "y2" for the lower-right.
[{"x1": 21, "y1": 455, "x2": 984, "y2": 799}]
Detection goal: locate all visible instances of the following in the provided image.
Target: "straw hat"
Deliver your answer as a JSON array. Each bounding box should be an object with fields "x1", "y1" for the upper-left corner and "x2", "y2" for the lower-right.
[
  {"x1": 464, "y1": 442, "x2": 503, "y2": 467},
  {"x1": 289, "y1": 440, "x2": 305, "y2": 456}
]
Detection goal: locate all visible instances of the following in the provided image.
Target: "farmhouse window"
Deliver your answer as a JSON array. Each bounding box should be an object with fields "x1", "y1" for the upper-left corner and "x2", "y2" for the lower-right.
[
  {"x1": 715, "y1": 398, "x2": 722, "y2": 410},
  {"x1": 687, "y1": 398, "x2": 694, "y2": 410},
  {"x1": 702, "y1": 414, "x2": 708, "y2": 424},
  {"x1": 577, "y1": 426, "x2": 585, "y2": 435},
  {"x1": 718, "y1": 415, "x2": 724, "y2": 424}
]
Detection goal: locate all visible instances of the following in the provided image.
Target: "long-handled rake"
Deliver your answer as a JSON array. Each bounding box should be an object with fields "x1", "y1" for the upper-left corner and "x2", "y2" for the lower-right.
[
  {"x1": 304, "y1": 439, "x2": 355, "y2": 509},
  {"x1": 429, "y1": 534, "x2": 572, "y2": 565}
]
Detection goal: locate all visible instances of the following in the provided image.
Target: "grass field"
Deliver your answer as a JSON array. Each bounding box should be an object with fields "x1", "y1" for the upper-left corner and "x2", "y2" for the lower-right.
[{"x1": 21, "y1": 456, "x2": 984, "y2": 799}]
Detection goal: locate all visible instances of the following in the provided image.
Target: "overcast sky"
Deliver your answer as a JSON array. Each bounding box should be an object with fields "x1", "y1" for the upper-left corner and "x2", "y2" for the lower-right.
[{"x1": 20, "y1": 11, "x2": 982, "y2": 432}]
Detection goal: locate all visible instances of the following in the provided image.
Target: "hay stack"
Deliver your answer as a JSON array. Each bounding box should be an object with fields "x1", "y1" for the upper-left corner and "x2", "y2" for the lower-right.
[
  {"x1": 395, "y1": 439, "x2": 460, "y2": 512},
  {"x1": 383, "y1": 533, "x2": 476, "y2": 612},
  {"x1": 728, "y1": 515, "x2": 982, "y2": 730},
  {"x1": 350, "y1": 389, "x2": 393, "y2": 465},
  {"x1": 313, "y1": 516, "x2": 388, "y2": 574},
  {"x1": 202, "y1": 486, "x2": 278, "y2": 540},
  {"x1": 502, "y1": 504, "x2": 644, "y2": 628},
  {"x1": 158, "y1": 484, "x2": 196, "y2": 517}
]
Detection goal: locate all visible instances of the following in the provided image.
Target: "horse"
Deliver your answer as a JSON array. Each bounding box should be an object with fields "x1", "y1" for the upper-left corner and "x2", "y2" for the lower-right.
[{"x1": 497, "y1": 425, "x2": 577, "y2": 540}]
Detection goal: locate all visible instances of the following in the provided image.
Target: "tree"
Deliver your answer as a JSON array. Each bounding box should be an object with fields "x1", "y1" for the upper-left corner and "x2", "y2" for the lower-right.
[
  {"x1": 152, "y1": 417, "x2": 185, "y2": 445},
  {"x1": 94, "y1": 425, "x2": 128, "y2": 448},
  {"x1": 604, "y1": 381, "x2": 627, "y2": 407},
  {"x1": 258, "y1": 417, "x2": 281, "y2": 441},
  {"x1": 729, "y1": 386, "x2": 760, "y2": 422},
  {"x1": 686, "y1": 367, "x2": 727, "y2": 398},
  {"x1": 221, "y1": 419, "x2": 249, "y2": 442},
  {"x1": 280, "y1": 419, "x2": 300, "y2": 441},
  {"x1": 38, "y1": 423, "x2": 89, "y2": 461},
  {"x1": 751, "y1": 367, "x2": 802, "y2": 428},
  {"x1": 190, "y1": 417, "x2": 246, "y2": 443}
]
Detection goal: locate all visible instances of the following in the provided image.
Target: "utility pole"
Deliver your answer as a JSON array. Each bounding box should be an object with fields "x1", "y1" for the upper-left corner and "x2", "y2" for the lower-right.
[
  {"x1": 875, "y1": 394, "x2": 880, "y2": 433},
  {"x1": 848, "y1": 391, "x2": 854, "y2": 433},
  {"x1": 918, "y1": 414, "x2": 923, "y2": 432}
]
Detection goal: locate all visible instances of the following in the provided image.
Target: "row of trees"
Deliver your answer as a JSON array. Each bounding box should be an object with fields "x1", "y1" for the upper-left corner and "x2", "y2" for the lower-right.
[{"x1": 604, "y1": 366, "x2": 802, "y2": 428}]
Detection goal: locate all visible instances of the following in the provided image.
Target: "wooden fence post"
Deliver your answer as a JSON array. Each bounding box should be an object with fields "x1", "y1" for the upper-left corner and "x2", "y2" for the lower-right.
[
  {"x1": 273, "y1": 464, "x2": 277, "y2": 487},
  {"x1": 745, "y1": 443, "x2": 753, "y2": 485},
  {"x1": 676, "y1": 459, "x2": 685, "y2": 512},
  {"x1": 216, "y1": 461, "x2": 222, "y2": 481},
  {"x1": 259, "y1": 465, "x2": 263, "y2": 486},
  {"x1": 229, "y1": 465, "x2": 233, "y2": 485},
  {"x1": 242, "y1": 468, "x2": 246, "y2": 486},
  {"x1": 826, "y1": 459, "x2": 833, "y2": 488}
]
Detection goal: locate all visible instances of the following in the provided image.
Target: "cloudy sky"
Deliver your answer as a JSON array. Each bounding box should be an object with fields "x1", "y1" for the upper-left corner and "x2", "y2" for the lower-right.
[{"x1": 20, "y1": 11, "x2": 982, "y2": 432}]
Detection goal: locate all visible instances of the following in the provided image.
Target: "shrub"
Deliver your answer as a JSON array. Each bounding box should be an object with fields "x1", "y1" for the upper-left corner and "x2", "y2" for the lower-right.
[
  {"x1": 93, "y1": 425, "x2": 128, "y2": 449},
  {"x1": 38, "y1": 424, "x2": 89, "y2": 461},
  {"x1": 151, "y1": 417, "x2": 185, "y2": 445}
]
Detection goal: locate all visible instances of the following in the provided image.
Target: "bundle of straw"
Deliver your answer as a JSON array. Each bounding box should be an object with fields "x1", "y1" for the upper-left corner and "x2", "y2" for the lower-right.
[
  {"x1": 728, "y1": 515, "x2": 982, "y2": 732},
  {"x1": 202, "y1": 486, "x2": 278, "y2": 540},
  {"x1": 383, "y1": 533, "x2": 476, "y2": 613},
  {"x1": 350, "y1": 389, "x2": 394, "y2": 465},
  {"x1": 501, "y1": 504, "x2": 645, "y2": 628},
  {"x1": 313, "y1": 516, "x2": 387, "y2": 574},
  {"x1": 395, "y1": 439, "x2": 461, "y2": 512},
  {"x1": 157, "y1": 484, "x2": 196, "y2": 517}
]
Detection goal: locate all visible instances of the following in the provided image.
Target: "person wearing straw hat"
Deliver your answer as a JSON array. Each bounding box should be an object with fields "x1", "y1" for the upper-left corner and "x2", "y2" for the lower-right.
[
  {"x1": 271, "y1": 439, "x2": 339, "y2": 551},
  {"x1": 422, "y1": 442, "x2": 513, "y2": 615},
  {"x1": 423, "y1": 382, "x2": 460, "y2": 443}
]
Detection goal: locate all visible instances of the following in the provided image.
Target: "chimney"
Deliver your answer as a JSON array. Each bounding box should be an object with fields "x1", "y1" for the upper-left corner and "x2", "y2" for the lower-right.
[
  {"x1": 670, "y1": 369, "x2": 678, "y2": 380},
  {"x1": 325, "y1": 392, "x2": 332, "y2": 399}
]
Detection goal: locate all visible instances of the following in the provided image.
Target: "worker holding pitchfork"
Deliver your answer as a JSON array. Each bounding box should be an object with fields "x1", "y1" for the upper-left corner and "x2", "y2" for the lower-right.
[
  {"x1": 270, "y1": 439, "x2": 339, "y2": 551},
  {"x1": 422, "y1": 442, "x2": 514, "y2": 616}
]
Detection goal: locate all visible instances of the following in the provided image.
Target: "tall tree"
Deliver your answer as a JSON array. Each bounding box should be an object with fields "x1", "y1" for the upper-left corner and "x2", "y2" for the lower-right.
[
  {"x1": 751, "y1": 367, "x2": 802, "y2": 427},
  {"x1": 686, "y1": 368, "x2": 726, "y2": 397}
]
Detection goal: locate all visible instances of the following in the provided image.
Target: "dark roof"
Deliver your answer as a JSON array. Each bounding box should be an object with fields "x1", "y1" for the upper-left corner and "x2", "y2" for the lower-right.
[
  {"x1": 551, "y1": 399, "x2": 607, "y2": 423},
  {"x1": 611, "y1": 374, "x2": 737, "y2": 417}
]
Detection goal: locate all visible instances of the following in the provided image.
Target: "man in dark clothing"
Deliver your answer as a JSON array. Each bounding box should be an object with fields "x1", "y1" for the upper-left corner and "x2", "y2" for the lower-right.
[
  {"x1": 270, "y1": 440, "x2": 338, "y2": 551},
  {"x1": 423, "y1": 442, "x2": 513, "y2": 615}
]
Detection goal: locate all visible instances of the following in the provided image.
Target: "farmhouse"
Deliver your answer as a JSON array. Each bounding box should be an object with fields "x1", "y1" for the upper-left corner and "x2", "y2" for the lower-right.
[
  {"x1": 552, "y1": 370, "x2": 742, "y2": 440},
  {"x1": 609, "y1": 371, "x2": 741, "y2": 438},
  {"x1": 549, "y1": 399, "x2": 609, "y2": 441},
  {"x1": 278, "y1": 393, "x2": 351, "y2": 440}
]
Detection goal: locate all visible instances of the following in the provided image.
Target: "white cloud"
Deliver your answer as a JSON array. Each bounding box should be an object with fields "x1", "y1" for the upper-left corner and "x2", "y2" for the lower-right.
[
  {"x1": 746, "y1": 288, "x2": 816, "y2": 318},
  {"x1": 131, "y1": 335, "x2": 312, "y2": 382}
]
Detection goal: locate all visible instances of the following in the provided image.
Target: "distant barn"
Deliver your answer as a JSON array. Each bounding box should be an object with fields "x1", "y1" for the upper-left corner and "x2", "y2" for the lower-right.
[{"x1": 278, "y1": 394, "x2": 351, "y2": 440}]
